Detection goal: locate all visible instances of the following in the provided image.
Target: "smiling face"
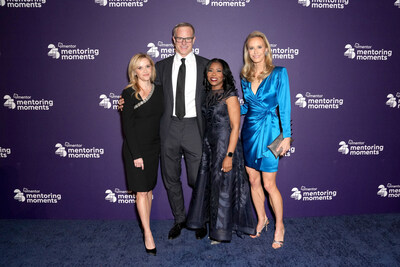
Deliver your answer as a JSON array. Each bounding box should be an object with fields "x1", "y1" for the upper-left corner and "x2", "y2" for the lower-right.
[
  {"x1": 207, "y1": 62, "x2": 224, "y2": 90},
  {"x1": 173, "y1": 26, "x2": 196, "y2": 57},
  {"x1": 134, "y1": 57, "x2": 152, "y2": 83},
  {"x1": 247, "y1": 37, "x2": 267, "y2": 65}
]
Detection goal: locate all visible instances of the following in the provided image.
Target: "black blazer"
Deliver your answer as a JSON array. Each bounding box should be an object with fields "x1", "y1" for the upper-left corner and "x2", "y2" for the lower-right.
[{"x1": 155, "y1": 54, "x2": 209, "y2": 144}]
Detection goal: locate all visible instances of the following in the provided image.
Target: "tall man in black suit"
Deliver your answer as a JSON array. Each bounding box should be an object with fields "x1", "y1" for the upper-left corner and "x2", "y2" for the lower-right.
[{"x1": 155, "y1": 23, "x2": 208, "y2": 240}]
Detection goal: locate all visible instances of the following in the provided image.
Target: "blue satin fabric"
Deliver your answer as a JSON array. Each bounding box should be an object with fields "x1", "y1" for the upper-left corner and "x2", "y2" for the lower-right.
[{"x1": 241, "y1": 67, "x2": 291, "y2": 172}]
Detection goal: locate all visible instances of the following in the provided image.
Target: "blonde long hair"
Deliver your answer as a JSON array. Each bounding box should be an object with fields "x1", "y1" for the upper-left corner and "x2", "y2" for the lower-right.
[
  {"x1": 126, "y1": 53, "x2": 156, "y2": 100},
  {"x1": 240, "y1": 31, "x2": 274, "y2": 82}
]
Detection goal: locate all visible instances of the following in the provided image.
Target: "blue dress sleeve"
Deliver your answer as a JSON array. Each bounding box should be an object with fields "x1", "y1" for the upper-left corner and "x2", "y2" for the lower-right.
[{"x1": 277, "y1": 67, "x2": 291, "y2": 138}]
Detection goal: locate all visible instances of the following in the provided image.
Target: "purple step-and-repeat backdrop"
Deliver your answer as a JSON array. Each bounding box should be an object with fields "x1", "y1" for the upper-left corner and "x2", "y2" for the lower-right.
[{"x1": 1, "y1": 0, "x2": 399, "y2": 220}]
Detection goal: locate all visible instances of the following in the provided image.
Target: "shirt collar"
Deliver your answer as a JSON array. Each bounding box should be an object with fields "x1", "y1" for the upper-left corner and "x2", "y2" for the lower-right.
[{"x1": 174, "y1": 51, "x2": 195, "y2": 63}]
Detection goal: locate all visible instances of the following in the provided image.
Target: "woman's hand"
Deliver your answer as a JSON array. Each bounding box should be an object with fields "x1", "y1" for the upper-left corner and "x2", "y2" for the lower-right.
[
  {"x1": 134, "y1": 158, "x2": 144, "y2": 170},
  {"x1": 118, "y1": 96, "x2": 125, "y2": 111},
  {"x1": 221, "y1": 156, "x2": 233, "y2": 173},
  {"x1": 277, "y1": 137, "x2": 291, "y2": 157}
]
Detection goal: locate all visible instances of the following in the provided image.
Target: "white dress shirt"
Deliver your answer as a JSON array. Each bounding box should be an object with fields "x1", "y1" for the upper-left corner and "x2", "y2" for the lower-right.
[{"x1": 172, "y1": 52, "x2": 197, "y2": 118}]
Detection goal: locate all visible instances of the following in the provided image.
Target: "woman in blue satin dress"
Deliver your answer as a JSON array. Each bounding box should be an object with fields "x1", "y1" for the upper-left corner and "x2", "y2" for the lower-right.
[{"x1": 240, "y1": 31, "x2": 292, "y2": 249}]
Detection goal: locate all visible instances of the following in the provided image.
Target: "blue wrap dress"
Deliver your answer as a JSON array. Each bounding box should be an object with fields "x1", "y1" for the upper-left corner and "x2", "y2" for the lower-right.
[{"x1": 241, "y1": 67, "x2": 291, "y2": 173}]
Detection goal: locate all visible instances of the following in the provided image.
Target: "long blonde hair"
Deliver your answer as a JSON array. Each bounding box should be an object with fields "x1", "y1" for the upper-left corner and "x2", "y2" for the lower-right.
[
  {"x1": 240, "y1": 31, "x2": 274, "y2": 82},
  {"x1": 126, "y1": 53, "x2": 156, "y2": 100}
]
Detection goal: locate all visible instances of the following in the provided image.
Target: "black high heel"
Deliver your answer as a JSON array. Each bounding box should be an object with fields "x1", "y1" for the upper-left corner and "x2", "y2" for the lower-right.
[
  {"x1": 143, "y1": 235, "x2": 157, "y2": 256},
  {"x1": 145, "y1": 247, "x2": 157, "y2": 256}
]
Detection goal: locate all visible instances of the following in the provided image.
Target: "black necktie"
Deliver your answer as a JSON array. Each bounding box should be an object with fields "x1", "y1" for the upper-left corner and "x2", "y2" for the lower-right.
[{"x1": 176, "y1": 58, "x2": 186, "y2": 120}]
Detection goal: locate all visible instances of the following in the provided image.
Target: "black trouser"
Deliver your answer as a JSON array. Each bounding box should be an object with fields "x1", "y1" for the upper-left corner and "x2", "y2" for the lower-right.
[{"x1": 161, "y1": 117, "x2": 202, "y2": 224}]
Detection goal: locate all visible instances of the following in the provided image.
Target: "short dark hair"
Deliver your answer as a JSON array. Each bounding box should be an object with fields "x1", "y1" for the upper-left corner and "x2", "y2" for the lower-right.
[
  {"x1": 172, "y1": 22, "x2": 195, "y2": 37},
  {"x1": 204, "y1": 58, "x2": 235, "y2": 92}
]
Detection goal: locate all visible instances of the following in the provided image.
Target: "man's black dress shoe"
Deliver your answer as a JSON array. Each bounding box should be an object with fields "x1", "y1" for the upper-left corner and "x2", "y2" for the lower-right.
[
  {"x1": 195, "y1": 226, "x2": 207, "y2": 240},
  {"x1": 145, "y1": 247, "x2": 157, "y2": 256},
  {"x1": 168, "y1": 222, "x2": 185, "y2": 239}
]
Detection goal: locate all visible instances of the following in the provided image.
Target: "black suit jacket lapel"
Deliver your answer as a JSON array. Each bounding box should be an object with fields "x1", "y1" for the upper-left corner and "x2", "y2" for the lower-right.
[{"x1": 164, "y1": 57, "x2": 174, "y2": 111}]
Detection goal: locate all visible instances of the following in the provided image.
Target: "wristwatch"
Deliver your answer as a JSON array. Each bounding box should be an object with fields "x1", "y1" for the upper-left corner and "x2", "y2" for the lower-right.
[{"x1": 226, "y1": 152, "x2": 233, "y2": 157}]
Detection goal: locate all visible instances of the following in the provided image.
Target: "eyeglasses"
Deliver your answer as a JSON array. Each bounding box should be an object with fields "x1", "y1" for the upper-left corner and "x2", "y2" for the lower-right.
[{"x1": 174, "y1": 36, "x2": 194, "y2": 43}]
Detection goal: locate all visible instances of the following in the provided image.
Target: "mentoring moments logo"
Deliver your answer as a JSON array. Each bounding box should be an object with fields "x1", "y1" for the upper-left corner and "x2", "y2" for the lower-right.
[
  {"x1": 48, "y1": 43, "x2": 100, "y2": 61},
  {"x1": 344, "y1": 43, "x2": 392, "y2": 61},
  {"x1": 3, "y1": 94, "x2": 54, "y2": 111},
  {"x1": 95, "y1": 0, "x2": 148, "y2": 8},
  {"x1": 14, "y1": 188, "x2": 62, "y2": 204},
  {"x1": 284, "y1": 147, "x2": 296, "y2": 157},
  {"x1": 55, "y1": 142, "x2": 105, "y2": 159},
  {"x1": 0, "y1": 146, "x2": 11, "y2": 158},
  {"x1": 377, "y1": 183, "x2": 400, "y2": 198},
  {"x1": 386, "y1": 93, "x2": 400, "y2": 108},
  {"x1": 295, "y1": 92, "x2": 344, "y2": 110},
  {"x1": 291, "y1": 186, "x2": 337, "y2": 201},
  {"x1": 338, "y1": 140, "x2": 384, "y2": 156},
  {"x1": 146, "y1": 41, "x2": 200, "y2": 59},
  {"x1": 105, "y1": 189, "x2": 136, "y2": 204},
  {"x1": 0, "y1": 0, "x2": 46, "y2": 8},
  {"x1": 271, "y1": 44, "x2": 300, "y2": 60},
  {"x1": 298, "y1": 0, "x2": 349, "y2": 9},
  {"x1": 197, "y1": 0, "x2": 251, "y2": 7},
  {"x1": 99, "y1": 93, "x2": 120, "y2": 110}
]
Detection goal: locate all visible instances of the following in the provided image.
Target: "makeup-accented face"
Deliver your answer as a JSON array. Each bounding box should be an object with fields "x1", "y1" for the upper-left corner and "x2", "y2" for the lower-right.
[
  {"x1": 135, "y1": 58, "x2": 152, "y2": 82},
  {"x1": 247, "y1": 37, "x2": 267, "y2": 64},
  {"x1": 173, "y1": 26, "x2": 195, "y2": 57},
  {"x1": 207, "y1": 62, "x2": 224, "y2": 90}
]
